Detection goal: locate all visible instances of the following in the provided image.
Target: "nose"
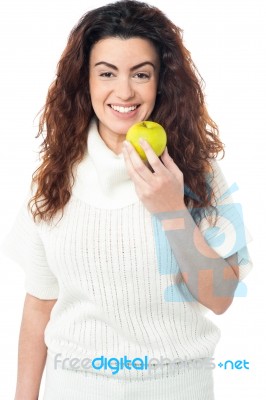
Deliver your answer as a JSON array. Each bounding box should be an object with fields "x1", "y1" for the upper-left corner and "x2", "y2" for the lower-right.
[{"x1": 115, "y1": 78, "x2": 134, "y2": 100}]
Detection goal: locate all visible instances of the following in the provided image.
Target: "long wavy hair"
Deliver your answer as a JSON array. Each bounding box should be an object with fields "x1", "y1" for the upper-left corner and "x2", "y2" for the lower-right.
[{"x1": 29, "y1": 0, "x2": 224, "y2": 223}]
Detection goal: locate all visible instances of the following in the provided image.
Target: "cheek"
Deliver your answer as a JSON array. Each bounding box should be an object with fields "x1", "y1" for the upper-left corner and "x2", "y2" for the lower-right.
[
  {"x1": 145, "y1": 86, "x2": 158, "y2": 107},
  {"x1": 145, "y1": 80, "x2": 158, "y2": 98},
  {"x1": 89, "y1": 85, "x2": 103, "y2": 106},
  {"x1": 90, "y1": 79, "x2": 110, "y2": 103}
]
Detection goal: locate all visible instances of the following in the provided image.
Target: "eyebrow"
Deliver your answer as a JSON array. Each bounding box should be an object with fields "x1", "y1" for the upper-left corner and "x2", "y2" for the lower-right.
[{"x1": 94, "y1": 61, "x2": 156, "y2": 71}]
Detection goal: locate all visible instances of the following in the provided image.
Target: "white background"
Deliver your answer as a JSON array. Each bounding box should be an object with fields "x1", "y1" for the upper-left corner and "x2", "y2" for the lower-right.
[{"x1": 0, "y1": 0, "x2": 265, "y2": 398}]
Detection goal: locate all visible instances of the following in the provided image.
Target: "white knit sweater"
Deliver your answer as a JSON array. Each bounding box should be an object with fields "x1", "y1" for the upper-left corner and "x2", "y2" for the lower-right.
[{"x1": 2, "y1": 120, "x2": 252, "y2": 382}]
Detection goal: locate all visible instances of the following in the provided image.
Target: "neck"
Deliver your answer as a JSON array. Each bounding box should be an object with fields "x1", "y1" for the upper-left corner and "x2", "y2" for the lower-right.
[
  {"x1": 71, "y1": 119, "x2": 140, "y2": 209},
  {"x1": 97, "y1": 120, "x2": 127, "y2": 156}
]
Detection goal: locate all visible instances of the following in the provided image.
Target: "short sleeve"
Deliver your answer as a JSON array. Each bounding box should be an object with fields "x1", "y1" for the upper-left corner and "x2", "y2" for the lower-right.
[
  {"x1": 198, "y1": 159, "x2": 253, "y2": 281},
  {"x1": 1, "y1": 197, "x2": 59, "y2": 299}
]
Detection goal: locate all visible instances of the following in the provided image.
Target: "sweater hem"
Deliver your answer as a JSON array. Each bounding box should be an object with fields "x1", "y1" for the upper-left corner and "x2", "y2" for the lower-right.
[{"x1": 43, "y1": 353, "x2": 215, "y2": 399}]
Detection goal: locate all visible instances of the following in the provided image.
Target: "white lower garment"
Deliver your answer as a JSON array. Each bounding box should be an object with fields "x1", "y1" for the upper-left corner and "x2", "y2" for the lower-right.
[{"x1": 43, "y1": 354, "x2": 215, "y2": 399}]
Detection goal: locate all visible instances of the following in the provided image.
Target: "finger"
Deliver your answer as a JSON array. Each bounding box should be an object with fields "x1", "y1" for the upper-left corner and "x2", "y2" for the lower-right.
[
  {"x1": 123, "y1": 140, "x2": 154, "y2": 182},
  {"x1": 161, "y1": 147, "x2": 182, "y2": 176},
  {"x1": 138, "y1": 138, "x2": 167, "y2": 175},
  {"x1": 122, "y1": 141, "x2": 150, "y2": 187}
]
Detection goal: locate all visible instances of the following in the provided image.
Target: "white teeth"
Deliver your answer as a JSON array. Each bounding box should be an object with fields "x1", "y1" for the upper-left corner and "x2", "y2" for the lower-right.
[{"x1": 110, "y1": 105, "x2": 138, "y2": 113}]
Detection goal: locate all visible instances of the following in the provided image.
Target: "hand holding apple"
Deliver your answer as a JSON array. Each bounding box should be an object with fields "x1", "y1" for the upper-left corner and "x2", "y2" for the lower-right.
[
  {"x1": 122, "y1": 126, "x2": 185, "y2": 214},
  {"x1": 126, "y1": 121, "x2": 167, "y2": 161}
]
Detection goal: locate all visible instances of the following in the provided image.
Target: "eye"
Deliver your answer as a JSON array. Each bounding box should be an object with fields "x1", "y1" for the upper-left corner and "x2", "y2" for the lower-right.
[
  {"x1": 133, "y1": 72, "x2": 150, "y2": 80},
  {"x1": 99, "y1": 72, "x2": 114, "y2": 78}
]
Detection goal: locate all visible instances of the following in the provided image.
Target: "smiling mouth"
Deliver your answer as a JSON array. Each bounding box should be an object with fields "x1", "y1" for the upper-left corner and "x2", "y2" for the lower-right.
[{"x1": 109, "y1": 104, "x2": 140, "y2": 114}]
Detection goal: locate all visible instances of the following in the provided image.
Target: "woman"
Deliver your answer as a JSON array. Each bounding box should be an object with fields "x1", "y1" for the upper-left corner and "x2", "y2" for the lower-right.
[{"x1": 3, "y1": 1, "x2": 252, "y2": 399}]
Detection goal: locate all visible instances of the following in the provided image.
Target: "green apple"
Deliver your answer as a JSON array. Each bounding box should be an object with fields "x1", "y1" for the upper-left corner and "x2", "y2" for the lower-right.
[{"x1": 126, "y1": 121, "x2": 167, "y2": 160}]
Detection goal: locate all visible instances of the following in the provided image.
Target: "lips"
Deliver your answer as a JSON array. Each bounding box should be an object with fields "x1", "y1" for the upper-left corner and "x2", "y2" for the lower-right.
[{"x1": 108, "y1": 104, "x2": 140, "y2": 114}]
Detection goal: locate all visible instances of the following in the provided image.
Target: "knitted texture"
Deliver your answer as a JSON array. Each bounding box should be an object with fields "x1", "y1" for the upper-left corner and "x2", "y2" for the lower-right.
[{"x1": 2, "y1": 120, "x2": 252, "y2": 386}]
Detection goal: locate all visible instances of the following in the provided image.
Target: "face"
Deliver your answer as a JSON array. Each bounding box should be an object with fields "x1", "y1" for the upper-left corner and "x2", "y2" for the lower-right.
[{"x1": 89, "y1": 37, "x2": 160, "y2": 152}]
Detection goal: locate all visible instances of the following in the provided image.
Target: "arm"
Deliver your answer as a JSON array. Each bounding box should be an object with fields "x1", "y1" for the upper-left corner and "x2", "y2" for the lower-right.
[
  {"x1": 14, "y1": 293, "x2": 57, "y2": 400},
  {"x1": 122, "y1": 140, "x2": 240, "y2": 315},
  {"x1": 158, "y1": 208, "x2": 239, "y2": 314}
]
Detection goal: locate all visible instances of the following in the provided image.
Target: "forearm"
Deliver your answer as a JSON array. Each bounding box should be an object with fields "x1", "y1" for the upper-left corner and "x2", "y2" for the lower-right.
[
  {"x1": 15, "y1": 294, "x2": 56, "y2": 400},
  {"x1": 155, "y1": 208, "x2": 239, "y2": 314}
]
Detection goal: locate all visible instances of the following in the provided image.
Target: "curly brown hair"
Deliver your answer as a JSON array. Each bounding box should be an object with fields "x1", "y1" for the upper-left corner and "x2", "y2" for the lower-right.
[{"x1": 29, "y1": 0, "x2": 224, "y2": 223}]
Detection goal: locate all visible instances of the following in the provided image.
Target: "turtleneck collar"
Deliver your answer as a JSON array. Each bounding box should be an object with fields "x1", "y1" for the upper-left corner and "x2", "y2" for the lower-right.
[{"x1": 72, "y1": 119, "x2": 140, "y2": 209}]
